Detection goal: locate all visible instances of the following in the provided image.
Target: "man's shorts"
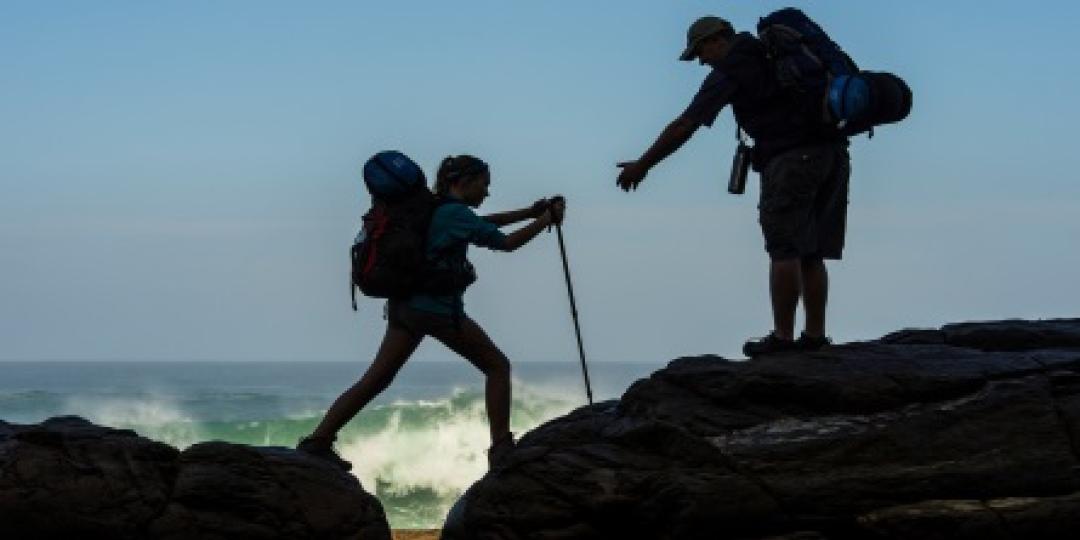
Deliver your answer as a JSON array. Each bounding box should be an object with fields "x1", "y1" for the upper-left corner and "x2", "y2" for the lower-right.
[
  {"x1": 758, "y1": 143, "x2": 851, "y2": 261},
  {"x1": 386, "y1": 299, "x2": 462, "y2": 337}
]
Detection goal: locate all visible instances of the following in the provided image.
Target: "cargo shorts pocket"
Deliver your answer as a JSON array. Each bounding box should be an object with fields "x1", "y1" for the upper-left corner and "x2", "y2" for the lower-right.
[{"x1": 758, "y1": 149, "x2": 828, "y2": 215}]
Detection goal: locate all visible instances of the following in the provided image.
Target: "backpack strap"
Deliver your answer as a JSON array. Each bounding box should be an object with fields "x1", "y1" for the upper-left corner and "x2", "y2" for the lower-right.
[
  {"x1": 425, "y1": 197, "x2": 472, "y2": 327},
  {"x1": 427, "y1": 197, "x2": 469, "y2": 263}
]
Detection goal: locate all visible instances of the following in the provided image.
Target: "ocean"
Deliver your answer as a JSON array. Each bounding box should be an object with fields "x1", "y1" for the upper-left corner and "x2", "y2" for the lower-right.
[{"x1": 0, "y1": 359, "x2": 665, "y2": 529}]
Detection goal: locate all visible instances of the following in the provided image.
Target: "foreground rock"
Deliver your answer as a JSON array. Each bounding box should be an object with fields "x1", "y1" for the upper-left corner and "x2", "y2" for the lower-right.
[
  {"x1": 0, "y1": 417, "x2": 390, "y2": 539},
  {"x1": 447, "y1": 319, "x2": 1080, "y2": 539}
]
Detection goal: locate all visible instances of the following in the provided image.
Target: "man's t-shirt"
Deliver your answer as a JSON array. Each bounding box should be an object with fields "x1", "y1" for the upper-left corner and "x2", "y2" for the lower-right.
[
  {"x1": 679, "y1": 33, "x2": 843, "y2": 169},
  {"x1": 682, "y1": 70, "x2": 739, "y2": 129},
  {"x1": 409, "y1": 199, "x2": 508, "y2": 315}
]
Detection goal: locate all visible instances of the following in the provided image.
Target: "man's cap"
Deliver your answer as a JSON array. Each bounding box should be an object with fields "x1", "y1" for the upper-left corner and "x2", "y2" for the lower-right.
[{"x1": 679, "y1": 16, "x2": 733, "y2": 61}]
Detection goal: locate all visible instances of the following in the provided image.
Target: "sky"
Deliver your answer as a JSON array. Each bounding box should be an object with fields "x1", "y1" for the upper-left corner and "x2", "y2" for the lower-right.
[{"x1": 2, "y1": 1, "x2": 1079, "y2": 363}]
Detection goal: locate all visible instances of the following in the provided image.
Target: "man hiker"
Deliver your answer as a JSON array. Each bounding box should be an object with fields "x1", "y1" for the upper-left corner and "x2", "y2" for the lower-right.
[{"x1": 616, "y1": 15, "x2": 851, "y2": 357}]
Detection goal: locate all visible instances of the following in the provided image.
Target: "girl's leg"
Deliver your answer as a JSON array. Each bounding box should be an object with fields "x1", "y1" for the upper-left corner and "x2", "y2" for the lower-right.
[
  {"x1": 310, "y1": 325, "x2": 422, "y2": 440},
  {"x1": 428, "y1": 318, "x2": 512, "y2": 444}
]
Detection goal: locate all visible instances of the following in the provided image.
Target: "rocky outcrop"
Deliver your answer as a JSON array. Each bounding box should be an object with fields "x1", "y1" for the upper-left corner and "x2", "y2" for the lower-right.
[
  {"x1": 0, "y1": 417, "x2": 390, "y2": 539},
  {"x1": 446, "y1": 319, "x2": 1080, "y2": 539}
]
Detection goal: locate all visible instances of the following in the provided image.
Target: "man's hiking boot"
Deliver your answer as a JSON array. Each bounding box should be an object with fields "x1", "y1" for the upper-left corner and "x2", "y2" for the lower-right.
[
  {"x1": 796, "y1": 332, "x2": 832, "y2": 352},
  {"x1": 487, "y1": 432, "x2": 516, "y2": 470},
  {"x1": 742, "y1": 333, "x2": 798, "y2": 358},
  {"x1": 297, "y1": 435, "x2": 352, "y2": 471}
]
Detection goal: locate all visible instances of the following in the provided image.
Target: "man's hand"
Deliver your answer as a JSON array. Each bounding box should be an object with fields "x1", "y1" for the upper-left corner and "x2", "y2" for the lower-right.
[{"x1": 616, "y1": 161, "x2": 648, "y2": 192}]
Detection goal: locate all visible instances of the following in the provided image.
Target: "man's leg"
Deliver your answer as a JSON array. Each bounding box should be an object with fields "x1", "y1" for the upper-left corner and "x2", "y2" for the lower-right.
[
  {"x1": 770, "y1": 258, "x2": 801, "y2": 341},
  {"x1": 751, "y1": 145, "x2": 835, "y2": 356},
  {"x1": 801, "y1": 256, "x2": 828, "y2": 337}
]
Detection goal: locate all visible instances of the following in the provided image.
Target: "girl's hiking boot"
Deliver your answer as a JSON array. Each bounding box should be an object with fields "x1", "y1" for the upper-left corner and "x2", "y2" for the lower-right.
[
  {"x1": 487, "y1": 432, "x2": 516, "y2": 470},
  {"x1": 297, "y1": 435, "x2": 352, "y2": 471},
  {"x1": 796, "y1": 332, "x2": 832, "y2": 352},
  {"x1": 742, "y1": 333, "x2": 798, "y2": 358}
]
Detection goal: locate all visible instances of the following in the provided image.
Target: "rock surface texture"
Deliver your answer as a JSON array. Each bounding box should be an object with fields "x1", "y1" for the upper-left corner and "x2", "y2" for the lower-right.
[
  {"x1": 0, "y1": 417, "x2": 390, "y2": 540},
  {"x1": 447, "y1": 319, "x2": 1080, "y2": 539}
]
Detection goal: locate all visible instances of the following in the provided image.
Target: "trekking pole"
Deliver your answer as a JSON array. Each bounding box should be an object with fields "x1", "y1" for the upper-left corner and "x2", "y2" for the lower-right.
[{"x1": 554, "y1": 221, "x2": 594, "y2": 405}]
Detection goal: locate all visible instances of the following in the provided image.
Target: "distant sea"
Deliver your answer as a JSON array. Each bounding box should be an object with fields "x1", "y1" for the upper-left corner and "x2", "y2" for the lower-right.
[{"x1": 0, "y1": 360, "x2": 665, "y2": 529}]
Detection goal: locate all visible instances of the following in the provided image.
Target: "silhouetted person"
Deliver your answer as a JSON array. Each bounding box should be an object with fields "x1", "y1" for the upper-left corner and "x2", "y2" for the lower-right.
[
  {"x1": 299, "y1": 155, "x2": 565, "y2": 470},
  {"x1": 616, "y1": 16, "x2": 850, "y2": 357}
]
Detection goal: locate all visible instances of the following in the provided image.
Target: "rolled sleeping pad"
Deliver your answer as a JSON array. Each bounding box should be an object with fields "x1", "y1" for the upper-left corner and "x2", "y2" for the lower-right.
[
  {"x1": 829, "y1": 71, "x2": 912, "y2": 134},
  {"x1": 865, "y1": 71, "x2": 912, "y2": 125},
  {"x1": 828, "y1": 74, "x2": 871, "y2": 123}
]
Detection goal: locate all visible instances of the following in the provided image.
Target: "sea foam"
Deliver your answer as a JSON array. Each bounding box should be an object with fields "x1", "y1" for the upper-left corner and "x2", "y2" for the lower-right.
[{"x1": 29, "y1": 378, "x2": 578, "y2": 529}]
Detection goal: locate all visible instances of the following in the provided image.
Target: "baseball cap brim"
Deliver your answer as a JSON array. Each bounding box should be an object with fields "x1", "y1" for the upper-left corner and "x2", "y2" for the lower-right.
[
  {"x1": 678, "y1": 43, "x2": 698, "y2": 62},
  {"x1": 679, "y1": 16, "x2": 732, "y2": 62},
  {"x1": 678, "y1": 31, "x2": 719, "y2": 61}
]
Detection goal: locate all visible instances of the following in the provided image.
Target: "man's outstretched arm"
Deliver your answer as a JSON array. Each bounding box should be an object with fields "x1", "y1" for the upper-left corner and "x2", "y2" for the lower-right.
[
  {"x1": 616, "y1": 117, "x2": 699, "y2": 191},
  {"x1": 616, "y1": 69, "x2": 737, "y2": 192}
]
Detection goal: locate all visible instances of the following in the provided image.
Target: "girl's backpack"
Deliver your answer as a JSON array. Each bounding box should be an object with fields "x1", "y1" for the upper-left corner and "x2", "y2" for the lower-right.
[
  {"x1": 350, "y1": 151, "x2": 435, "y2": 309},
  {"x1": 349, "y1": 151, "x2": 478, "y2": 311}
]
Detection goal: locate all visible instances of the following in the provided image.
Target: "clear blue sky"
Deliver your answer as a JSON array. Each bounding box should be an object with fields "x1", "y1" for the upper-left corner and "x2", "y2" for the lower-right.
[{"x1": 3, "y1": 1, "x2": 1079, "y2": 362}]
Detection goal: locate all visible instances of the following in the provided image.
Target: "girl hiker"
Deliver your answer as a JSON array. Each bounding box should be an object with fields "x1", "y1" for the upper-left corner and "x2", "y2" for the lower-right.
[{"x1": 298, "y1": 153, "x2": 566, "y2": 470}]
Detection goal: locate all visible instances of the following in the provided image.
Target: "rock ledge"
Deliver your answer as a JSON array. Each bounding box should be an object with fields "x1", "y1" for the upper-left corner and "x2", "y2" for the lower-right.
[{"x1": 447, "y1": 318, "x2": 1080, "y2": 539}]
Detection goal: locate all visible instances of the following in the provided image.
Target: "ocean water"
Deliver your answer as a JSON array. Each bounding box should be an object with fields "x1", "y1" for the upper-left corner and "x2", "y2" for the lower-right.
[{"x1": 0, "y1": 360, "x2": 664, "y2": 529}]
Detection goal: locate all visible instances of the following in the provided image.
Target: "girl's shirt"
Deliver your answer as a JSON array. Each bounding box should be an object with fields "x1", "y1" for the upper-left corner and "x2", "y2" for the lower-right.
[{"x1": 408, "y1": 198, "x2": 509, "y2": 315}]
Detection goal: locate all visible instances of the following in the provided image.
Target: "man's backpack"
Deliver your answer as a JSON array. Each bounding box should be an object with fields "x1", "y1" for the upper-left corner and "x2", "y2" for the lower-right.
[
  {"x1": 757, "y1": 8, "x2": 912, "y2": 137},
  {"x1": 350, "y1": 151, "x2": 435, "y2": 310}
]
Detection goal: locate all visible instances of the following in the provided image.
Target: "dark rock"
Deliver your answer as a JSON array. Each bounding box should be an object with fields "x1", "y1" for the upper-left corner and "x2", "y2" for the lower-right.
[
  {"x1": 0, "y1": 416, "x2": 390, "y2": 539},
  {"x1": 448, "y1": 319, "x2": 1080, "y2": 539},
  {"x1": 0, "y1": 416, "x2": 178, "y2": 538},
  {"x1": 883, "y1": 318, "x2": 1080, "y2": 353},
  {"x1": 857, "y1": 492, "x2": 1080, "y2": 540},
  {"x1": 941, "y1": 319, "x2": 1080, "y2": 352}
]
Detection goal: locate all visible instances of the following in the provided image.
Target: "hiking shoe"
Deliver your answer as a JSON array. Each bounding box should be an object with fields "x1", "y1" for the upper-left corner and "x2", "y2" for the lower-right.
[
  {"x1": 487, "y1": 432, "x2": 516, "y2": 470},
  {"x1": 297, "y1": 435, "x2": 352, "y2": 471},
  {"x1": 796, "y1": 332, "x2": 832, "y2": 352},
  {"x1": 742, "y1": 333, "x2": 798, "y2": 358}
]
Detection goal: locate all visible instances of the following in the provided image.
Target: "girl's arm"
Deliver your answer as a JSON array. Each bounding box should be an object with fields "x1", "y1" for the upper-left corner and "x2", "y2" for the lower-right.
[
  {"x1": 484, "y1": 199, "x2": 547, "y2": 227},
  {"x1": 500, "y1": 199, "x2": 566, "y2": 252}
]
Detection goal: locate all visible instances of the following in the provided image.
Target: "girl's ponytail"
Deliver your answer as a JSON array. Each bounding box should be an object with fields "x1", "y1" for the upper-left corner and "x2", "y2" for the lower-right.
[{"x1": 435, "y1": 156, "x2": 457, "y2": 196}]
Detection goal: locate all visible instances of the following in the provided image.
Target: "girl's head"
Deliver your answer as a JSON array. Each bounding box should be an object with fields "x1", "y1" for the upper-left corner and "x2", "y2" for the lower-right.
[{"x1": 436, "y1": 155, "x2": 491, "y2": 208}]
